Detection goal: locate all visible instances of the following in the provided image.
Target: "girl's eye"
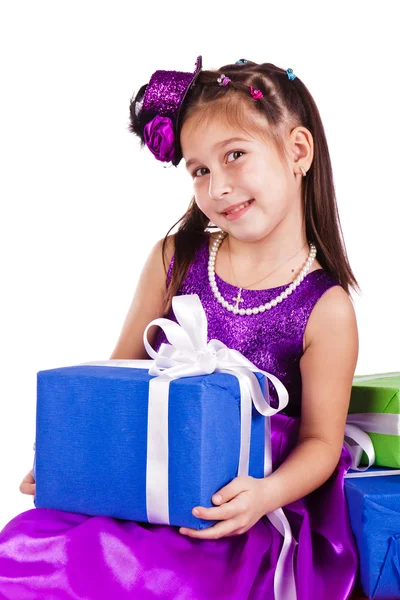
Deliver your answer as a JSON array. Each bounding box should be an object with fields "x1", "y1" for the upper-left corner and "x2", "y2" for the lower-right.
[
  {"x1": 192, "y1": 151, "x2": 244, "y2": 178},
  {"x1": 227, "y1": 150, "x2": 244, "y2": 163},
  {"x1": 193, "y1": 167, "x2": 209, "y2": 178}
]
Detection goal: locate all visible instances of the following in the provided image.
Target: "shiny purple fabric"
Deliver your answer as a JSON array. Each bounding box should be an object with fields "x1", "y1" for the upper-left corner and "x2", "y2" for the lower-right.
[
  {"x1": 155, "y1": 237, "x2": 343, "y2": 418},
  {"x1": 0, "y1": 237, "x2": 358, "y2": 599}
]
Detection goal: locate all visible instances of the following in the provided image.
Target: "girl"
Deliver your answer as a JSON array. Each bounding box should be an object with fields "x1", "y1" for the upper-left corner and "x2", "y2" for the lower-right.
[{"x1": 1, "y1": 57, "x2": 359, "y2": 599}]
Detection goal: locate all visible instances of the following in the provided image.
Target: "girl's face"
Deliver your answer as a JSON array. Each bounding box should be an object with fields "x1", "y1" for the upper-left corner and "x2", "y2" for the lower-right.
[{"x1": 180, "y1": 113, "x2": 305, "y2": 245}]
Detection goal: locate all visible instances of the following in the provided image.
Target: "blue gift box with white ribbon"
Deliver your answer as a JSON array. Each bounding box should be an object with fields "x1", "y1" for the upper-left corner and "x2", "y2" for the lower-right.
[
  {"x1": 34, "y1": 294, "x2": 291, "y2": 534},
  {"x1": 32, "y1": 294, "x2": 301, "y2": 595},
  {"x1": 34, "y1": 364, "x2": 267, "y2": 529},
  {"x1": 344, "y1": 471, "x2": 400, "y2": 599}
]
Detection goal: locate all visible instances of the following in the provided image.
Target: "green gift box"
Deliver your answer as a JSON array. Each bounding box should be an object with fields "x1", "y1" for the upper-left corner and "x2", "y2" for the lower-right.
[{"x1": 347, "y1": 372, "x2": 400, "y2": 468}]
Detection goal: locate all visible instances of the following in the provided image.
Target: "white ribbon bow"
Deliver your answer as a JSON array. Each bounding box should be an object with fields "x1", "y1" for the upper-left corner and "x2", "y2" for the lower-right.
[{"x1": 84, "y1": 294, "x2": 297, "y2": 600}]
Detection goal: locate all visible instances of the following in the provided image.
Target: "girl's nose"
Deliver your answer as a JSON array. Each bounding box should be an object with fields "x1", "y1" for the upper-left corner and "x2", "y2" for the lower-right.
[{"x1": 208, "y1": 172, "x2": 233, "y2": 200}]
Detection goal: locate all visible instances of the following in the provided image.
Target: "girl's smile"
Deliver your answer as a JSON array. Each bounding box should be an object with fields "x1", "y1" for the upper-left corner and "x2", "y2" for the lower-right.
[{"x1": 221, "y1": 198, "x2": 255, "y2": 220}]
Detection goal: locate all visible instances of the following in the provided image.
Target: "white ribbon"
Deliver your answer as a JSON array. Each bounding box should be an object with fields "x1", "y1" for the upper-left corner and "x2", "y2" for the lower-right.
[
  {"x1": 347, "y1": 413, "x2": 400, "y2": 436},
  {"x1": 343, "y1": 423, "x2": 375, "y2": 471},
  {"x1": 353, "y1": 372, "x2": 400, "y2": 383},
  {"x1": 83, "y1": 293, "x2": 297, "y2": 600}
]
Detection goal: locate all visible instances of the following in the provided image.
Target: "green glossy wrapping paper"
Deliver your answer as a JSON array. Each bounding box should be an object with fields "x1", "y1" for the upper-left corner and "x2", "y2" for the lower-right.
[{"x1": 349, "y1": 372, "x2": 400, "y2": 467}]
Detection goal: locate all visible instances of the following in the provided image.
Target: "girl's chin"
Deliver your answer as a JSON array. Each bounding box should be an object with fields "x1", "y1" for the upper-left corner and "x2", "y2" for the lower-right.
[{"x1": 224, "y1": 230, "x2": 267, "y2": 244}]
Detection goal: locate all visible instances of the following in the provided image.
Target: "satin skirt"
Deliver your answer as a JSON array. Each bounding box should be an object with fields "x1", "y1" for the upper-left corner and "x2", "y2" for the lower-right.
[{"x1": 0, "y1": 415, "x2": 358, "y2": 600}]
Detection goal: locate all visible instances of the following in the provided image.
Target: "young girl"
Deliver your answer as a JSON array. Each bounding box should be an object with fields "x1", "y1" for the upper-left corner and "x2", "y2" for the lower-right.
[{"x1": 0, "y1": 56, "x2": 360, "y2": 599}]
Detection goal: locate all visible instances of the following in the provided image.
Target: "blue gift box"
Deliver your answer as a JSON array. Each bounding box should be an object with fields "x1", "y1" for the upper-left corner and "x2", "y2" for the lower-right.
[
  {"x1": 34, "y1": 365, "x2": 266, "y2": 529},
  {"x1": 344, "y1": 473, "x2": 400, "y2": 598}
]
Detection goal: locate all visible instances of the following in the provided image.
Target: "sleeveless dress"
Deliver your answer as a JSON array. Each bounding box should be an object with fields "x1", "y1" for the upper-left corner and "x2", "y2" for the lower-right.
[{"x1": 0, "y1": 237, "x2": 358, "y2": 600}]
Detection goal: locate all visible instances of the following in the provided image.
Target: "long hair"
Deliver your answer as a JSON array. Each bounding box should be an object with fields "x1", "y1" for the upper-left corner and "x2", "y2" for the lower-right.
[{"x1": 130, "y1": 60, "x2": 360, "y2": 314}]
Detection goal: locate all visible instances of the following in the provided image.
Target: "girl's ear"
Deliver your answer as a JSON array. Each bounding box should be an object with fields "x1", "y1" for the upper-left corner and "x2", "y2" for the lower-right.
[{"x1": 290, "y1": 126, "x2": 314, "y2": 172}]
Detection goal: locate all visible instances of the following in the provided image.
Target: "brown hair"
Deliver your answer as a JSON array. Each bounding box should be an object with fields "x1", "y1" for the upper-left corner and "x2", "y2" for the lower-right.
[{"x1": 130, "y1": 60, "x2": 360, "y2": 314}]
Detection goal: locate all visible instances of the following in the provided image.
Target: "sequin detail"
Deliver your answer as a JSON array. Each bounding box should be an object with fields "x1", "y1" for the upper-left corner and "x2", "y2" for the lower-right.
[
  {"x1": 143, "y1": 71, "x2": 194, "y2": 119},
  {"x1": 154, "y1": 237, "x2": 341, "y2": 417},
  {"x1": 142, "y1": 57, "x2": 201, "y2": 123}
]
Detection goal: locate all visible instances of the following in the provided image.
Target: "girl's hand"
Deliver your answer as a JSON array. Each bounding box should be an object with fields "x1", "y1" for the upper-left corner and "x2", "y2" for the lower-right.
[
  {"x1": 19, "y1": 469, "x2": 36, "y2": 495},
  {"x1": 179, "y1": 475, "x2": 268, "y2": 540}
]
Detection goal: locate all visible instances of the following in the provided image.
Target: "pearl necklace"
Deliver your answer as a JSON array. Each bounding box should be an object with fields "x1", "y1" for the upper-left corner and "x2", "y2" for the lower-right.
[{"x1": 208, "y1": 232, "x2": 317, "y2": 316}]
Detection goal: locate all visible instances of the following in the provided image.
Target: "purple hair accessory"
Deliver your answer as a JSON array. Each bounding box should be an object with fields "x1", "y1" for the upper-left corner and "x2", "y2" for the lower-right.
[
  {"x1": 249, "y1": 85, "x2": 263, "y2": 100},
  {"x1": 139, "y1": 56, "x2": 202, "y2": 166},
  {"x1": 143, "y1": 115, "x2": 175, "y2": 163},
  {"x1": 217, "y1": 74, "x2": 231, "y2": 87}
]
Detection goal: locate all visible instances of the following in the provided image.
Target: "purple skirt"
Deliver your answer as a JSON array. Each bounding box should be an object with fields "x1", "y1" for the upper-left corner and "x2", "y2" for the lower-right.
[{"x1": 0, "y1": 415, "x2": 357, "y2": 599}]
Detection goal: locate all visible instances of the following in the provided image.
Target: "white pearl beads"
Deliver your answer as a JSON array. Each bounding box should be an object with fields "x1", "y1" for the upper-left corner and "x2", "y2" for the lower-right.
[{"x1": 208, "y1": 232, "x2": 317, "y2": 316}]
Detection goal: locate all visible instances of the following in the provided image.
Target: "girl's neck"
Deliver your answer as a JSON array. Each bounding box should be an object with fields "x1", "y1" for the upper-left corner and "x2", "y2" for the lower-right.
[
  {"x1": 209, "y1": 232, "x2": 321, "y2": 291},
  {"x1": 220, "y1": 230, "x2": 310, "y2": 268}
]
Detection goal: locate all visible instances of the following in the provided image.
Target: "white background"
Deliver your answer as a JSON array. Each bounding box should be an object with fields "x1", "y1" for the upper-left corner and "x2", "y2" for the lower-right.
[{"x1": 0, "y1": 1, "x2": 398, "y2": 529}]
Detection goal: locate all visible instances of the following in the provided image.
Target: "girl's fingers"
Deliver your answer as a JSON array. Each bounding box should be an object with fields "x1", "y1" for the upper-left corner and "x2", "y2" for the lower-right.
[
  {"x1": 22, "y1": 471, "x2": 34, "y2": 483},
  {"x1": 211, "y1": 476, "x2": 250, "y2": 506},
  {"x1": 192, "y1": 496, "x2": 244, "y2": 521},
  {"x1": 19, "y1": 471, "x2": 36, "y2": 495},
  {"x1": 19, "y1": 481, "x2": 36, "y2": 495},
  {"x1": 179, "y1": 519, "x2": 242, "y2": 540}
]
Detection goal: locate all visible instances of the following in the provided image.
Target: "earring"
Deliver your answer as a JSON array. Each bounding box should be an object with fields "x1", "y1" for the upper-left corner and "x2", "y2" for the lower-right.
[{"x1": 299, "y1": 166, "x2": 307, "y2": 177}]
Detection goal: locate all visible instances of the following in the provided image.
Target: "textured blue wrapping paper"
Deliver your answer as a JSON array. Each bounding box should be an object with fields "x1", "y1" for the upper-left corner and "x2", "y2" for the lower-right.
[
  {"x1": 34, "y1": 365, "x2": 266, "y2": 529},
  {"x1": 344, "y1": 475, "x2": 400, "y2": 598}
]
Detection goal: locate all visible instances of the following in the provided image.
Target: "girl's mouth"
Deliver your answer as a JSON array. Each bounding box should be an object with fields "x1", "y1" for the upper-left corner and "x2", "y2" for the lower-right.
[{"x1": 223, "y1": 199, "x2": 255, "y2": 221}]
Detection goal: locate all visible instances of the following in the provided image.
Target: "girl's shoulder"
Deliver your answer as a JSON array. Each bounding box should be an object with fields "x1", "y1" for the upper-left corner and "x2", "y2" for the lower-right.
[
  {"x1": 161, "y1": 234, "x2": 175, "y2": 271},
  {"x1": 303, "y1": 276, "x2": 356, "y2": 353}
]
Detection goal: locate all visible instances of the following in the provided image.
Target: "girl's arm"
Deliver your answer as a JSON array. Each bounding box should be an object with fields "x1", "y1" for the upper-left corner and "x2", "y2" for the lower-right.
[
  {"x1": 261, "y1": 284, "x2": 358, "y2": 512},
  {"x1": 109, "y1": 235, "x2": 174, "y2": 360},
  {"x1": 180, "y1": 284, "x2": 358, "y2": 539}
]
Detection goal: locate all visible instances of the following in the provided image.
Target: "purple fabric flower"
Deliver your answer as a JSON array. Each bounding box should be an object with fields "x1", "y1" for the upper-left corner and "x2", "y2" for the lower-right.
[{"x1": 143, "y1": 115, "x2": 175, "y2": 162}]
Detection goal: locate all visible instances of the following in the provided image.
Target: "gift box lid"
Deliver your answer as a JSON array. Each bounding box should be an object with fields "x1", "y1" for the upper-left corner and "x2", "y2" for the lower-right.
[{"x1": 349, "y1": 372, "x2": 400, "y2": 414}]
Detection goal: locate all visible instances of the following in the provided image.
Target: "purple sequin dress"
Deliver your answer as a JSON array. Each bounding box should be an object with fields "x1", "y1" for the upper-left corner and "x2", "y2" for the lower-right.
[{"x1": 0, "y1": 237, "x2": 358, "y2": 599}]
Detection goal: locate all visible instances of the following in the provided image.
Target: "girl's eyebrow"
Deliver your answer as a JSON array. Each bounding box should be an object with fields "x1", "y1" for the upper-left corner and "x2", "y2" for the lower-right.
[{"x1": 185, "y1": 136, "x2": 251, "y2": 170}]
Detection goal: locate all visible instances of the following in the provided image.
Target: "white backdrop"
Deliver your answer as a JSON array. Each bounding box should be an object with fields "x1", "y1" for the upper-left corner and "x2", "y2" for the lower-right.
[{"x1": 0, "y1": 1, "x2": 398, "y2": 529}]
